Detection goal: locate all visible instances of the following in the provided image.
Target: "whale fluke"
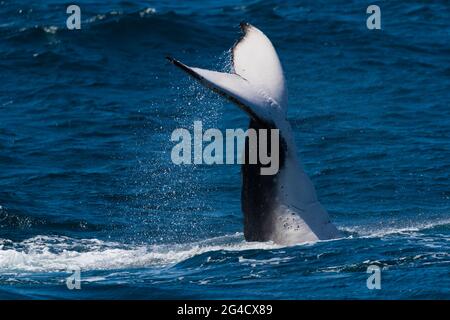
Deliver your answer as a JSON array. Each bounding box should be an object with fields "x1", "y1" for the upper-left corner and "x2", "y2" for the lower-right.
[
  {"x1": 166, "y1": 23, "x2": 288, "y2": 125},
  {"x1": 231, "y1": 22, "x2": 288, "y2": 111},
  {"x1": 166, "y1": 56, "x2": 273, "y2": 125}
]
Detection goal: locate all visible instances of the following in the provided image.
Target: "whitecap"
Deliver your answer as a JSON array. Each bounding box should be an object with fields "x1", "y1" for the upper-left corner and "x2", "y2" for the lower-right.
[
  {"x1": 0, "y1": 234, "x2": 282, "y2": 273},
  {"x1": 139, "y1": 7, "x2": 156, "y2": 17},
  {"x1": 339, "y1": 218, "x2": 450, "y2": 238},
  {"x1": 43, "y1": 26, "x2": 58, "y2": 34}
]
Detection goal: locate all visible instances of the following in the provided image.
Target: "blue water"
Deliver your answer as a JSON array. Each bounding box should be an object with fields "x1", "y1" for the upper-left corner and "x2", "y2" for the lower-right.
[{"x1": 0, "y1": 0, "x2": 449, "y2": 299}]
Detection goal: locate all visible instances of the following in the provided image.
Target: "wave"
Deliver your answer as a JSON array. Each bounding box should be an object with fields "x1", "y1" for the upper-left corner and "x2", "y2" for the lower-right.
[
  {"x1": 340, "y1": 218, "x2": 450, "y2": 238},
  {"x1": 0, "y1": 234, "x2": 282, "y2": 273},
  {"x1": 1, "y1": 217, "x2": 448, "y2": 273},
  {"x1": 1, "y1": 8, "x2": 221, "y2": 46}
]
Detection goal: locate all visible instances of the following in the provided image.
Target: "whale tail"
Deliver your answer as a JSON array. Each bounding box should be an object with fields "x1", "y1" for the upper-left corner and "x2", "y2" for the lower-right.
[
  {"x1": 167, "y1": 23, "x2": 341, "y2": 245},
  {"x1": 166, "y1": 23, "x2": 287, "y2": 126}
]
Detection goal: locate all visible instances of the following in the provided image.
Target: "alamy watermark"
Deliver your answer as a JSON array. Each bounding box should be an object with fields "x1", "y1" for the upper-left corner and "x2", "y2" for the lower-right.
[
  {"x1": 366, "y1": 265, "x2": 381, "y2": 290},
  {"x1": 66, "y1": 5, "x2": 81, "y2": 30},
  {"x1": 66, "y1": 266, "x2": 81, "y2": 290},
  {"x1": 366, "y1": 5, "x2": 381, "y2": 30},
  {"x1": 170, "y1": 121, "x2": 280, "y2": 175},
  {"x1": 65, "y1": 4, "x2": 381, "y2": 31}
]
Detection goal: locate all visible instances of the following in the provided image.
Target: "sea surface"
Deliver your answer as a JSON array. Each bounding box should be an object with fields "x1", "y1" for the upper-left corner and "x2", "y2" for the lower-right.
[{"x1": 0, "y1": 0, "x2": 449, "y2": 299}]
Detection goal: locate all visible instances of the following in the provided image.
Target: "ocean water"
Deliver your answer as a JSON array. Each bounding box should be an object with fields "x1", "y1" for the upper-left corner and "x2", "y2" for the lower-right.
[{"x1": 0, "y1": 0, "x2": 449, "y2": 299}]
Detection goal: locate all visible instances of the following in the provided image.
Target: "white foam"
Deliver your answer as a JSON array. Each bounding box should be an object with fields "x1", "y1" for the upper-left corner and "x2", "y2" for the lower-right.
[
  {"x1": 1, "y1": 219, "x2": 447, "y2": 273},
  {"x1": 139, "y1": 7, "x2": 156, "y2": 17},
  {"x1": 339, "y1": 218, "x2": 450, "y2": 238},
  {"x1": 238, "y1": 256, "x2": 293, "y2": 266},
  {"x1": 43, "y1": 26, "x2": 58, "y2": 34},
  {"x1": 0, "y1": 234, "x2": 281, "y2": 273}
]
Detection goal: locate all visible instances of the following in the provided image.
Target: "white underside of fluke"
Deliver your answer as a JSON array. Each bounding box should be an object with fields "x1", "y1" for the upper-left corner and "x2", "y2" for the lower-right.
[{"x1": 168, "y1": 23, "x2": 340, "y2": 245}]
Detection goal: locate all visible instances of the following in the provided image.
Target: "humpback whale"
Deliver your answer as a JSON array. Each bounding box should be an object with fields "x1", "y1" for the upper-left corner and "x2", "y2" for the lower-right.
[{"x1": 167, "y1": 23, "x2": 341, "y2": 245}]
